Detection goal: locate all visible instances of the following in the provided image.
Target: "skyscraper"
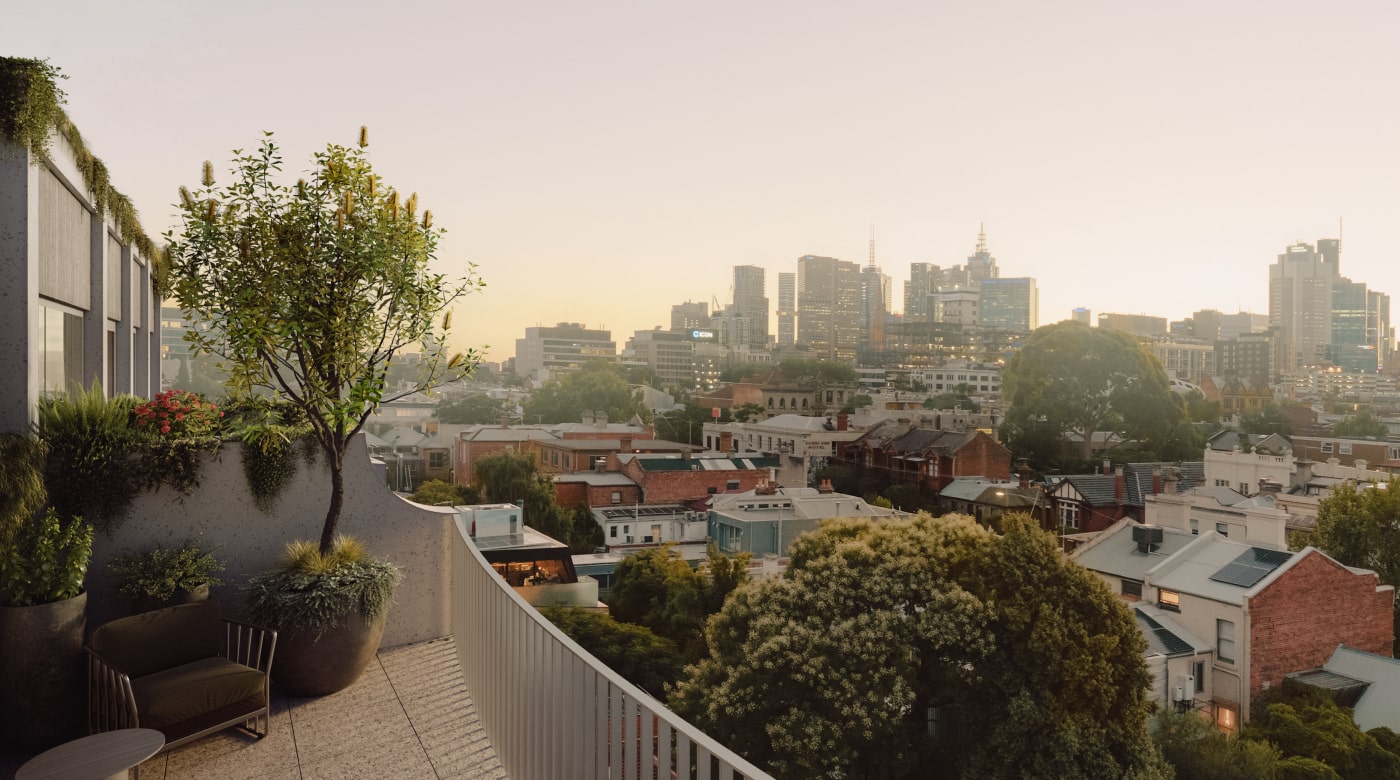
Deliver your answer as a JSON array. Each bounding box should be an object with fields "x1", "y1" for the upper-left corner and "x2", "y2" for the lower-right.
[
  {"x1": 1269, "y1": 240, "x2": 1338, "y2": 371},
  {"x1": 905, "y1": 263, "x2": 942, "y2": 321},
  {"x1": 978, "y1": 278, "x2": 1039, "y2": 332},
  {"x1": 776, "y1": 272, "x2": 796, "y2": 348},
  {"x1": 670, "y1": 300, "x2": 709, "y2": 332},
  {"x1": 732, "y1": 265, "x2": 769, "y2": 350},
  {"x1": 963, "y1": 224, "x2": 999, "y2": 285},
  {"x1": 797, "y1": 255, "x2": 862, "y2": 361},
  {"x1": 1071, "y1": 307, "x2": 1092, "y2": 325}
]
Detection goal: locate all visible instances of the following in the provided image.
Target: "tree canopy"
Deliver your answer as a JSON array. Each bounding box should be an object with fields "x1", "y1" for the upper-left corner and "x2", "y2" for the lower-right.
[
  {"x1": 1240, "y1": 402, "x2": 1294, "y2": 437},
  {"x1": 539, "y1": 607, "x2": 682, "y2": 696},
  {"x1": 671, "y1": 513, "x2": 1160, "y2": 779},
  {"x1": 408, "y1": 479, "x2": 479, "y2": 507},
  {"x1": 522, "y1": 361, "x2": 647, "y2": 425},
  {"x1": 167, "y1": 130, "x2": 482, "y2": 553},
  {"x1": 777, "y1": 358, "x2": 857, "y2": 384},
  {"x1": 1312, "y1": 481, "x2": 1400, "y2": 651},
  {"x1": 607, "y1": 544, "x2": 750, "y2": 662},
  {"x1": 1332, "y1": 409, "x2": 1389, "y2": 439},
  {"x1": 1001, "y1": 322, "x2": 1197, "y2": 471},
  {"x1": 471, "y1": 451, "x2": 595, "y2": 550},
  {"x1": 437, "y1": 393, "x2": 508, "y2": 425}
]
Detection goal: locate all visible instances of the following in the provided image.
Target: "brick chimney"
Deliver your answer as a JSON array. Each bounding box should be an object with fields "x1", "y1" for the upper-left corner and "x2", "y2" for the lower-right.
[
  {"x1": 1103, "y1": 459, "x2": 1112, "y2": 476},
  {"x1": 619, "y1": 435, "x2": 633, "y2": 452},
  {"x1": 1152, "y1": 465, "x2": 1162, "y2": 495},
  {"x1": 837, "y1": 412, "x2": 849, "y2": 431},
  {"x1": 818, "y1": 479, "x2": 834, "y2": 494},
  {"x1": 1114, "y1": 466, "x2": 1124, "y2": 503},
  {"x1": 1019, "y1": 472, "x2": 1030, "y2": 490},
  {"x1": 719, "y1": 431, "x2": 733, "y2": 452},
  {"x1": 1163, "y1": 467, "x2": 1180, "y2": 494},
  {"x1": 500, "y1": 415, "x2": 509, "y2": 429}
]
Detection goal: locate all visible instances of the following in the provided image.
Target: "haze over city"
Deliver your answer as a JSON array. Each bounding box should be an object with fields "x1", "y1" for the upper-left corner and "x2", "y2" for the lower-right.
[{"x1": 5, "y1": 1, "x2": 1399, "y2": 361}]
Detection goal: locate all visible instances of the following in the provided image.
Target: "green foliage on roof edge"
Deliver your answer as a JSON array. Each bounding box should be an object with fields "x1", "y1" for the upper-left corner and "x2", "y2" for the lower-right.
[{"x1": 0, "y1": 57, "x2": 167, "y2": 293}]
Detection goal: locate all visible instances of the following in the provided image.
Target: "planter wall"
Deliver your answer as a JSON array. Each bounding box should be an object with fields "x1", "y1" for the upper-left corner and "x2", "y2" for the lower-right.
[
  {"x1": 0, "y1": 592, "x2": 87, "y2": 752},
  {"x1": 87, "y1": 435, "x2": 453, "y2": 648}
]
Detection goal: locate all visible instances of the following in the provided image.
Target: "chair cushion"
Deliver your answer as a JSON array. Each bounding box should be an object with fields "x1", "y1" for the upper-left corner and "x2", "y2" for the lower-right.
[
  {"x1": 131, "y1": 656, "x2": 267, "y2": 731},
  {"x1": 90, "y1": 601, "x2": 222, "y2": 678}
]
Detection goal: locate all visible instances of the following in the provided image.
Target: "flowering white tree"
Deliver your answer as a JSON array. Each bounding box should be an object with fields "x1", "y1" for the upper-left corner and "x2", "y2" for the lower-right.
[{"x1": 672, "y1": 513, "x2": 1164, "y2": 779}]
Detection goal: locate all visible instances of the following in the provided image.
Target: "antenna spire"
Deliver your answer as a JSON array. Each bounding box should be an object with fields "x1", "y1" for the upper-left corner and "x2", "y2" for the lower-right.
[
  {"x1": 976, "y1": 223, "x2": 988, "y2": 254},
  {"x1": 868, "y1": 224, "x2": 876, "y2": 268}
]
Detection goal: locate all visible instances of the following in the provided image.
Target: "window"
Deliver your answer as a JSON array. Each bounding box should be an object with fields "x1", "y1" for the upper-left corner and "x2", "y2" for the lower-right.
[
  {"x1": 726, "y1": 479, "x2": 740, "y2": 490},
  {"x1": 428, "y1": 452, "x2": 448, "y2": 469},
  {"x1": 1216, "y1": 522, "x2": 1229, "y2": 537},
  {"x1": 1389, "y1": 446, "x2": 1400, "y2": 461},
  {"x1": 1215, "y1": 703, "x2": 1238, "y2": 732},
  {"x1": 1340, "y1": 442, "x2": 1353, "y2": 455},
  {"x1": 610, "y1": 491, "x2": 621, "y2": 505},
  {"x1": 1321, "y1": 442, "x2": 1335, "y2": 454},
  {"x1": 1158, "y1": 590, "x2": 1181, "y2": 612},
  {"x1": 1215, "y1": 479, "x2": 1229, "y2": 487},
  {"x1": 1190, "y1": 518, "x2": 1199, "y2": 535},
  {"x1": 1217, "y1": 619, "x2": 1235, "y2": 664},
  {"x1": 1121, "y1": 579, "x2": 1143, "y2": 599},
  {"x1": 37, "y1": 302, "x2": 83, "y2": 397},
  {"x1": 1192, "y1": 661, "x2": 1205, "y2": 693},
  {"x1": 1239, "y1": 483, "x2": 1249, "y2": 495},
  {"x1": 609, "y1": 526, "x2": 617, "y2": 538},
  {"x1": 1059, "y1": 503, "x2": 1080, "y2": 530}
]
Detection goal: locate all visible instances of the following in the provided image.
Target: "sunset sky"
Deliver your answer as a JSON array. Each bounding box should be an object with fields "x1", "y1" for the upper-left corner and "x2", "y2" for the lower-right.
[{"x1": 6, "y1": 2, "x2": 1399, "y2": 363}]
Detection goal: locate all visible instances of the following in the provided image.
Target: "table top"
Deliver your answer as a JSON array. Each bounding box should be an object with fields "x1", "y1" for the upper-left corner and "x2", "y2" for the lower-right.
[{"x1": 17, "y1": 728, "x2": 165, "y2": 780}]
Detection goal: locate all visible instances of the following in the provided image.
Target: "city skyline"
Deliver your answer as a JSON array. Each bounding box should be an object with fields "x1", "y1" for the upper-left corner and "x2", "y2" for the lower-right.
[{"x1": 5, "y1": 3, "x2": 1399, "y2": 362}]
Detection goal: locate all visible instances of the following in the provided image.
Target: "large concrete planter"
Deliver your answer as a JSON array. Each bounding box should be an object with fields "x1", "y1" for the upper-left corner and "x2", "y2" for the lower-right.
[
  {"x1": 0, "y1": 591, "x2": 87, "y2": 751},
  {"x1": 272, "y1": 613, "x2": 386, "y2": 696}
]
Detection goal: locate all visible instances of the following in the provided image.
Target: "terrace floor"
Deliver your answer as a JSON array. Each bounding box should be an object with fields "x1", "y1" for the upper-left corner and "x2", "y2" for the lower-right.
[{"x1": 3, "y1": 635, "x2": 506, "y2": 780}]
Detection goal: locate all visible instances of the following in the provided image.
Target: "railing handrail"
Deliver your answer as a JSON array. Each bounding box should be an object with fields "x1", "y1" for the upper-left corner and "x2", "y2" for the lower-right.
[{"x1": 450, "y1": 517, "x2": 773, "y2": 780}]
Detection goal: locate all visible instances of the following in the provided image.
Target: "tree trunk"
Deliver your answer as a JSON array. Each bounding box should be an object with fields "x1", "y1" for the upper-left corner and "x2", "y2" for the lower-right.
[{"x1": 320, "y1": 448, "x2": 345, "y2": 555}]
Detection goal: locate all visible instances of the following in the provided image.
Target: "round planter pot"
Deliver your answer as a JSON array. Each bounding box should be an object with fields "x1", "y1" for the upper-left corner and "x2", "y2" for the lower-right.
[
  {"x1": 0, "y1": 591, "x2": 88, "y2": 752},
  {"x1": 134, "y1": 583, "x2": 212, "y2": 614},
  {"x1": 272, "y1": 613, "x2": 386, "y2": 697}
]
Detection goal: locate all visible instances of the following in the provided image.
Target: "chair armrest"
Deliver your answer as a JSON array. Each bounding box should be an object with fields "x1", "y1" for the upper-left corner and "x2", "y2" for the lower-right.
[
  {"x1": 220, "y1": 618, "x2": 277, "y2": 675},
  {"x1": 87, "y1": 647, "x2": 138, "y2": 734}
]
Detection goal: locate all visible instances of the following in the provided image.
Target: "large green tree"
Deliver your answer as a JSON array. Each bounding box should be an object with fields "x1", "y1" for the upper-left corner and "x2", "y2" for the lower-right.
[
  {"x1": 671, "y1": 513, "x2": 1161, "y2": 779},
  {"x1": 167, "y1": 131, "x2": 482, "y2": 554},
  {"x1": 472, "y1": 451, "x2": 576, "y2": 546},
  {"x1": 1312, "y1": 481, "x2": 1400, "y2": 651},
  {"x1": 1001, "y1": 321, "x2": 1196, "y2": 470},
  {"x1": 607, "y1": 544, "x2": 749, "y2": 662},
  {"x1": 437, "y1": 393, "x2": 508, "y2": 425},
  {"x1": 523, "y1": 361, "x2": 647, "y2": 425},
  {"x1": 539, "y1": 607, "x2": 682, "y2": 696},
  {"x1": 1333, "y1": 409, "x2": 1389, "y2": 439},
  {"x1": 1240, "y1": 402, "x2": 1294, "y2": 437}
]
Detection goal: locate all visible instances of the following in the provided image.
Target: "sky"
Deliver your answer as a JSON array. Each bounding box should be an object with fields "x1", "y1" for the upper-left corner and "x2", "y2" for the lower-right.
[{"x1": 6, "y1": 1, "x2": 1400, "y2": 364}]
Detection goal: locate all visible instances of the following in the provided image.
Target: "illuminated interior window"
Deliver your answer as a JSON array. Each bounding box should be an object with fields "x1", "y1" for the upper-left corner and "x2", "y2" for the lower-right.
[
  {"x1": 1158, "y1": 590, "x2": 1181, "y2": 612},
  {"x1": 1215, "y1": 704, "x2": 1238, "y2": 732}
]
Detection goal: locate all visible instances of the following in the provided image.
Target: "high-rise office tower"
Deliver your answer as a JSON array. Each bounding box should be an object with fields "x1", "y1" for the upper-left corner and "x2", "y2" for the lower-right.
[
  {"x1": 777, "y1": 272, "x2": 796, "y2": 348},
  {"x1": 1331, "y1": 278, "x2": 1373, "y2": 372},
  {"x1": 732, "y1": 265, "x2": 769, "y2": 350},
  {"x1": 797, "y1": 255, "x2": 862, "y2": 361},
  {"x1": 905, "y1": 263, "x2": 942, "y2": 321},
  {"x1": 670, "y1": 301, "x2": 709, "y2": 332},
  {"x1": 978, "y1": 278, "x2": 1039, "y2": 332},
  {"x1": 1269, "y1": 240, "x2": 1338, "y2": 371},
  {"x1": 1367, "y1": 289, "x2": 1392, "y2": 372},
  {"x1": 963, "y1": 224, "x2": 999, "y2": 285},
  {"x1": 1071, "y1": 307, "x2": 1092, "y2": 325}
]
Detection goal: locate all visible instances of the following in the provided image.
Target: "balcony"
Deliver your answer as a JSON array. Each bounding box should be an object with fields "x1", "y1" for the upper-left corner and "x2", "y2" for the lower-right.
[{"x1": 2, "y1": 437, "x2": 770, "y2": 779}]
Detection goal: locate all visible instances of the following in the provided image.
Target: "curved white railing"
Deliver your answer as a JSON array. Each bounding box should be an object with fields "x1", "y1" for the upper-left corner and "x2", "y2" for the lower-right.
[{"x1": 450, "y1": 521, "x2": 773, "y2": 780}]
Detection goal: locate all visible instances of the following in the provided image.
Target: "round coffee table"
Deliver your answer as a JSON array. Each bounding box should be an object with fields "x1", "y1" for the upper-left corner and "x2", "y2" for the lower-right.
[{"x1": 17, "y1": 728, "x2": 165, "y2": 780}]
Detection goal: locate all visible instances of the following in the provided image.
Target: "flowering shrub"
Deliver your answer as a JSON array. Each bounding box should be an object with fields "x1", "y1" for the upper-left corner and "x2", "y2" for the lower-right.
[{"x1": 134, "y1": 390, "x2": 223, "y2": 438}]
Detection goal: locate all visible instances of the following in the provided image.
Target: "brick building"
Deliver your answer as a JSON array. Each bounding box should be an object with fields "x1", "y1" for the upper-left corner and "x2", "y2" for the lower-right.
[
  {"x1": 839, "y1": 421, "x2": 1012, "y2": 494},
  {"x1": 552, "y1": 473, "x2": 643, "y2": 509},
  {"x1": 614, "y1": 453, "x2": 779, "y2": 504},
  {"x1": 1050, "y1": 462, "x2": 1205, "y2": 534},
  {"x1": 1075, "y1": 514, "x2": 1394, "y2": 730}
]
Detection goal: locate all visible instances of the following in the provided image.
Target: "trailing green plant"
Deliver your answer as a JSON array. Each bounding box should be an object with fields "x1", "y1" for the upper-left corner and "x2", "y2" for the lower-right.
[
  {"x1": 240, "y1": 423, "x2": 304, "y2": 512},
  {"x1": 0, "y1": 433, "x2": 48, "y2": 552},
  {"x1": 244, "y1": 537, "x2": 400, "y2": 640},
  {"x1": 35, "y1": 381, "x2": 142, "y2": 534},
  {"x1": 0, "y1": 508, "x2": 93, "y2": 607},
  {"x1": 108, "y1": 541, "x2": 224, "y2": 601},
  {"x1": 0, "y1": 57, "x2": 165, "y2": 288}
]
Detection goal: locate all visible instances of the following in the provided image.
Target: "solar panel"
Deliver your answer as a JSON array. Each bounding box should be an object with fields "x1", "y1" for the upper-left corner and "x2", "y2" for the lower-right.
[
  {"x1": 1136, "y1": 610, "x2": 1194, "y2": 656},
  {"x1": 1209, "y1": 547, "x2": 1293, "y2": 588}
]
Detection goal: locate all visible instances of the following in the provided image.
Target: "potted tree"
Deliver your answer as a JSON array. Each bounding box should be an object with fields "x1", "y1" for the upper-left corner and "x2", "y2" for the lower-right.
[
  {"x1": 108, "y1": 540, "x2": 225, "y2": 613},
  {"x1": 166, "y1": 128, "x2": 482, "y2": 696},
  {"x1": 0, "y1": 434, "x2": 95, "y2": 751}
]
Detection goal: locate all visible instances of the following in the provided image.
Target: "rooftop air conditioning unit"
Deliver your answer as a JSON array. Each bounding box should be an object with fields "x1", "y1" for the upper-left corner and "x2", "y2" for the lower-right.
[{"x1": 1132, "y1": 524, "x2": 1164, "y2": 553}]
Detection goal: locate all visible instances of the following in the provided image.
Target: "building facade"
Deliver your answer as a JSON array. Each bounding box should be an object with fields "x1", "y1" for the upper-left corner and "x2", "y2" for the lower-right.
[
  {"x1": 732, "y1": 264, "x2": 769, "y2": 350},
  {"x1": 978, "y1": 277, "x2": 1039, "y2": 332},
  {"x1": 1, "y1": 112, "x2": 161, "y2": 432},
  {"x1": 776, "y1": 271, "x2": 796, "y2": 348},
  {"x1": 796, "y1": 255, "x2": 862, "y2": 361},
  {"x1": 513, "y1": 323, "x2": 617, "y2": 381}
]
